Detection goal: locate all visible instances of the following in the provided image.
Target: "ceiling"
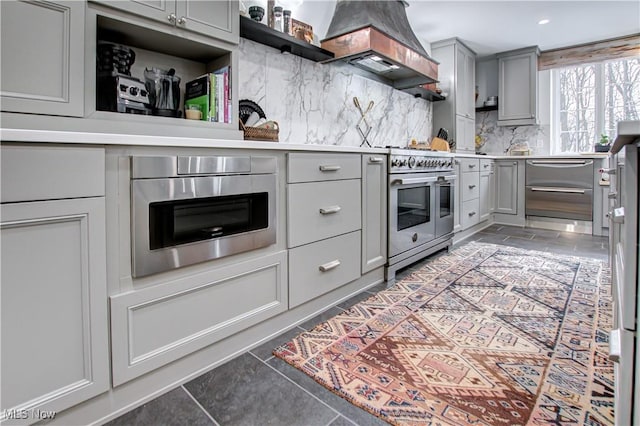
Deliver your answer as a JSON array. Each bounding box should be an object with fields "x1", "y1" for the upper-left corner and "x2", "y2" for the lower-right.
[{"x1": 284, "y1": 1, "x2": 640, "y2": 58}]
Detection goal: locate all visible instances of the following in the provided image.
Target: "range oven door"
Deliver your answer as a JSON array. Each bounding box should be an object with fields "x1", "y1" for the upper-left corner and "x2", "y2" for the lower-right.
[
  {"x1": 388, "y1": 173, "x2": 437, "y2": 258},
  {"x1": 435, "y1": 174, "x2": 456, "y2": 238},
  {"x1": 132, "y1": 174, "x2": 276, "y2": 277}
]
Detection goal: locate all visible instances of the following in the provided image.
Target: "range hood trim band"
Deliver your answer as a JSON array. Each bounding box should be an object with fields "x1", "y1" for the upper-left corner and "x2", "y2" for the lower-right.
[{"x1": 321, "y1": 26, "x2": 439, "y2": 84}]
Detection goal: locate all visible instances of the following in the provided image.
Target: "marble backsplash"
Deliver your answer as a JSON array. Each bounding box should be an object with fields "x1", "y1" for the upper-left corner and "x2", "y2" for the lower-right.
[
  {"x1": 475, "y1": 110, "x2": 551, "y2": 155},
  {"x1": 238, "y1": 39, "x2": 432, "y2": 147}
]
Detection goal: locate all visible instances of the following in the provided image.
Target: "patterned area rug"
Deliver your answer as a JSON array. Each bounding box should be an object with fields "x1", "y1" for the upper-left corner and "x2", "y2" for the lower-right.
[{"x1": 274, "y1": 242, "x2": 614, "y2": 425}]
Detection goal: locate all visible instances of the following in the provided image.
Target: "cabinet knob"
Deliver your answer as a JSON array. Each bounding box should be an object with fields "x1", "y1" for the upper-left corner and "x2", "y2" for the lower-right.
[
  {"x1": 167, "y1": 13, "x2": 177, "y2": 23},
  {"x1": 468, "y1": 211, "x2": 476, "y2": 217},
  {"x1": 177, "y1": 16, "x2": 187, "y2": 25}
]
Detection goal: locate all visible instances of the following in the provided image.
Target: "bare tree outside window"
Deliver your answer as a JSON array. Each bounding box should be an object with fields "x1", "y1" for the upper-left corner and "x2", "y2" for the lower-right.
[{"x1": 554, "y1": 57, "x2": 640, "y2": 153}]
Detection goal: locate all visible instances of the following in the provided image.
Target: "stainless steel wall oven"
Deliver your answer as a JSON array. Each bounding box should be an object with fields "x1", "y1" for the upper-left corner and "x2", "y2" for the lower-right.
[
  {"x1": 131, "y1": 155, "x2": 277, "y2": 277},
  {"x1": 386, "y1": 150, "x2": 455, "y2": 282}
]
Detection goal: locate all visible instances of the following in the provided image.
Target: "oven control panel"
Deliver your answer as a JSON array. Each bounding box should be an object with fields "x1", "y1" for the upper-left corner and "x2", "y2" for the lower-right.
[{"x1": 389, "y1": 155, "x2": 454, "y2": 173}]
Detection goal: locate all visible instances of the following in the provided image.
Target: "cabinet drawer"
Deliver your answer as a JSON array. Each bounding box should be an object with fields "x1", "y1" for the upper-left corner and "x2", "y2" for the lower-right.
[
  {"x1": 461, "y1": 172, "x2": 480, "y2": 201},
  {"x1": 461, "y1": 199, "x2": 480, "y2": 229},
  {"x1": 1, "y1": 145, "x2": 105, "y2": 202},
  {"x1": 288, "y1": 179, "x2": 361, "y2": 247},
  {"x1": 458, "y1": 158, "x2": 480, "y2": 173},
  {"x1": 110, "y1": 251, "x2": 288, "y2": 386},
  {"x1": 288, "y1": 153, "x2": 361, "y2": 183},
  {"x1": 480, "y1": 159, "x2": 493, "y2": 173},
  {"x1": 289, "y1": 231, "x2": 361, "y2": 308}
]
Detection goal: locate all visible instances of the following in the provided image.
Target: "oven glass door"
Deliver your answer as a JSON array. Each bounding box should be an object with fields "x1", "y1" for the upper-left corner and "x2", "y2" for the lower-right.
[
  {"x1": 389, "y1": 174, "x2": 437, "y2": 257},
  {"x1": 435, "y1": 175, "x2": 455, "y2": 238}
]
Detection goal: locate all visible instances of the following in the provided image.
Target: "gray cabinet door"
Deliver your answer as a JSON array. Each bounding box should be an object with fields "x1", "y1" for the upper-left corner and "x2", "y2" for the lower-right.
[
  {"x1": 1, "y1": 0, "x2": 84, "y2": 116},
  {"x1": 1, "y1": 197, "x2": 109, "y2": 416},
  {"x1": 178, "y1": 0, "x2": 239, "y2": 44},
  {"x1": 495, "y1": 161, "x2": 518, "y2": 214},
  {"x1": 93, "y1": 0, "x2": 239, "y2": 44},
  {"x1": 498, "y1": 48, "x2": 539, "y2": 126},
  {"x1": 479, "y1": 171, "x2": 491, "y2": 221},
  {"x1": 361, "y1": 155, "x2": 387, "y2": 273}
]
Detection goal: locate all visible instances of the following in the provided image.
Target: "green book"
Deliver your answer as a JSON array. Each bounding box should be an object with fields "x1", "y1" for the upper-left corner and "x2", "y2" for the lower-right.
[{"x1": 184, "y1": 74, "x2": 210, "y2": 121}]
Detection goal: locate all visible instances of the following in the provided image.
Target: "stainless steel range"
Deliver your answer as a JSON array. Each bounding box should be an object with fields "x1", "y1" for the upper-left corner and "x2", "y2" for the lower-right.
[{"x1": 386, "y1": 149, "x2": 456, "y2": 282}]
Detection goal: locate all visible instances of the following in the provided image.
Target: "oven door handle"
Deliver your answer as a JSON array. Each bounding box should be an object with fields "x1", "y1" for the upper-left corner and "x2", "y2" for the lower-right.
[
  {"x1": 392, "y1": 176, "x2": 438, "y2": 185},
  {"x1": 442, "y1": 175, "x2": 457, "y2": 182},
  {"x1": 201, "y1": 226, "x2": 224, "y2": 237}
]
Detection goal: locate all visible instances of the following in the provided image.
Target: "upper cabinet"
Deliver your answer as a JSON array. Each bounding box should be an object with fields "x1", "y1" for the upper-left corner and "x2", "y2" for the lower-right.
[
  {"x1": 432, "y1": 38, "x2": 477, "y2": 153},
  {"x1": 92, "y1": 0, "x2": 239, "y2": 44},
  {"x1": 497, "y1": 46, "x2": 540, "y2": 126},
  {"x1": 0, "y1": 0, "x2": 85, "y2": 117}
]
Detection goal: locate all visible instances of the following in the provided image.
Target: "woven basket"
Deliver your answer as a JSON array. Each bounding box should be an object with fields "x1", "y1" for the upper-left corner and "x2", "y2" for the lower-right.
[{"x1": 240, "y1": 121, "x2": 279, "y2": 142}]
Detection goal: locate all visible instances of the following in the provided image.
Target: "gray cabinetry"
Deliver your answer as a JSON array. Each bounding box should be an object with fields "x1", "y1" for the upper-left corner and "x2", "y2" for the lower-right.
[
  {"x1": 93, "y1": 0, "x2": 239, "y2": 44},
  {"x1": 432, "y1": 38, "x2": 476, "y2": 153},
  {"x1": 286, "y1": 153, "x2": 363, "y2": 308},
  {"x1": 459, "y1": 158, "x2": 480, "y2": 229},
  {"x1": 495, "y1": 160, "x2": 518, "y2": 214},
  {"x1": 0, "y1": 146, "x2": 109, "y2": 420},
  {"x1": 497, "y1": 47, "x2": 539, "y2": 126},
  {"x1": 479, "y1": 159, "x2": 494, "y2": 222},
  {"x1": 1, "y1": 0, "x2": 85, "y2": 116},
  {"x1": 362, "y1": 155, "x2": 387, "y2": 273}
]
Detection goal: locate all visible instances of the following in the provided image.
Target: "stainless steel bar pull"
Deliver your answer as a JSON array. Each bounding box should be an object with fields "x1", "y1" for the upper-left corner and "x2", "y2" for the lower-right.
[
  {"x1": 319, "y1": 206, "x2": 341, "y2": 215},
  {"x1": 368, "y1": 157, "x2": 384, "y2": 164},
  {"x1": 393, "y1": 176, "x2": 438, "y2": 185},
  {"x1": 530, "y1": 187, "x2": 586, "y2": 194},
  {"x1": 468, "y1": 184, "x2": 476, "y2": 189},
  {"x1": 319, "y1": 165, "x2": 341, "y2": 172},
  {"x1": 529, "y1": 160, "x2": 590, "y2": 165},
  {"x1": 319, "y1": 259, "x2": 341, "y2": 272}
]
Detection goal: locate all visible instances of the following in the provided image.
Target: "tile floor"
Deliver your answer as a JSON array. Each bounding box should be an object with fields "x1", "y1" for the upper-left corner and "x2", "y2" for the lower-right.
[{"x1": 105, "y1": 225, "x2": 608, "y2": 426}]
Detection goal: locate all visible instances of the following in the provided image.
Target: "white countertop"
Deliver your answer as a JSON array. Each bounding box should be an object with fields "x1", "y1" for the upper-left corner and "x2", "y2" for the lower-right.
[{"x1": 0, "y1": 127, "x2": 611, "y2": 160}]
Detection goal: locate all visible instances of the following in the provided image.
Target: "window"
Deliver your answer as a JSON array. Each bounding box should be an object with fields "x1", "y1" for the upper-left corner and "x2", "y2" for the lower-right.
[{"x1": 552, "y1": 57, "x2": 640, "y2": 154}]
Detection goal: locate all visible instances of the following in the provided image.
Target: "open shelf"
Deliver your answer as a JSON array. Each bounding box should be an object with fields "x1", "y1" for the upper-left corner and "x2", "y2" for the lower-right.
[{"x1": 239, "y1": 16, "x2": 334, "y2": 62}]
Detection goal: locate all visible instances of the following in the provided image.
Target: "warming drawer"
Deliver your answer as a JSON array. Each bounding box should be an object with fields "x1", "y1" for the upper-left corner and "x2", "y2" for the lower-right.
[
  {"x1": 525, "y1": 159, "x2": 594, "y2": 220},
  {"x1": 525, "y1": 186, "x2": 593, "y2": 220}
]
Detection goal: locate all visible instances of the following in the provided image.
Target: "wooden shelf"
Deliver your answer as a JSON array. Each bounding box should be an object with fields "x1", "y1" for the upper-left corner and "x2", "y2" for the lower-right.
[
  {"x1": 239, "y1": 16, "x2": 334, "y2": 63},
  {"x1": 476, "y1": 104, "x2": 498, "y2": 112}
]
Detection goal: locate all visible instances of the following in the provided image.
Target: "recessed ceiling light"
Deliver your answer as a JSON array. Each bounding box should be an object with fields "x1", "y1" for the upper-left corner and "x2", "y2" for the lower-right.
[{"x1": 538, "y1": 19, "x2": 550, "y2": 25}]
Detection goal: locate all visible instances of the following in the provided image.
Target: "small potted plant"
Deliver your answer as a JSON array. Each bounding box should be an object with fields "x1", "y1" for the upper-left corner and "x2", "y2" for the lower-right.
[{"x1": 595, "y1": 134, "x2": 610, "y2": 152}]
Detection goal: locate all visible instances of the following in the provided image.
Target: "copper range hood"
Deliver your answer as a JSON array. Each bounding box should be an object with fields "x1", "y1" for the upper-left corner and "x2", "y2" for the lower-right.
[{"x1": 321, "y1": 0, "x2": 438, "y2": 91}]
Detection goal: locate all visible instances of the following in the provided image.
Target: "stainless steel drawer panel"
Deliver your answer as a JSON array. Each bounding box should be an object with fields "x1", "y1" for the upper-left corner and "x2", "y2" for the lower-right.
[
  {"x1": 525, "y1": 186, "x2": 593, "y2": 220},
  {"x1": 288, "y1": 153, "x2": 361, "y2": 183},
  {"x1": 458, "y1": 158, "x2": 480, "y2": 173},
  {"x1": 525, "y1": 160, "x2": 594, "y2": 188},
  {"x1": 289, "y1": 231, "x2": 361, "y2": 308},
  {"x1": 461, "y1": 172, "x2": 480, "y2": 202},
  {"x1": 461, "y1": 199, "x2": 480, "y2": 229},
  {"x1": 288, "y1": 179, "x2": 361, "y2": 247}
]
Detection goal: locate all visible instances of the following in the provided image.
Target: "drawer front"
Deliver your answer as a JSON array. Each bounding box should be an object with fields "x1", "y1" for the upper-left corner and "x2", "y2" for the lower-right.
[
  {"x1": 461, "y1": 172, "x2": 480, "y2": 201},
  {"x1": 288, "y1": 179, "x2": 361, "y2": 247},
  {"x1": 1, "y1": 144, "x2": 105, "y2": 202},
  {"x1": 288, "y1": 153, "x2": 361, "y2": 183},
  {"x1": 461, "y1": 199, "x2": 480, "y2": 229},
  {"x1": 458, "y1": 158, "x2": 480, "y2": 173},
  {"x1": 525, "y1": 186, "x2": 593, "y2": 221},
  {"x1": 289, "y1": 231, "x2": 361, "y2": 308},
  {"x1": 480, "y1": 159, "x2": 493, "y2": 173},
  {"x1": 110, "y1": 251, "x2": 288, "y2": 386}
]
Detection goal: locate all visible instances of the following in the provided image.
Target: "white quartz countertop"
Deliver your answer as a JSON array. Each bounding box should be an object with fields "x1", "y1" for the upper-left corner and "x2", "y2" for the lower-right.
[{"x1": 0, "y1": 128, "x2": 611, "y2": 160}]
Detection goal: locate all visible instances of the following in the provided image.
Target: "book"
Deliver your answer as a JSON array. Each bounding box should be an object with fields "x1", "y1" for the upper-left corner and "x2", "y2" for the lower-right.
[{"x1": 184, "y1": 74, "x2": 210, "y2": 121}]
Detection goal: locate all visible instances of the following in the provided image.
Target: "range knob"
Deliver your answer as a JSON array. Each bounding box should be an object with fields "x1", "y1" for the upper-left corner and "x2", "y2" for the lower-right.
[
  {"x1": 416, "y1": 159, "x2": 425, "y2": 167},
  {"x1": 401, "y1": 159, "x2": 408, "y2": 166},
  {"x1": 391, "y1": 158, "x2": 401, "y2": 167},
  {"x1": 408, "y1": 157, "x2": 416, "y2": 168}
]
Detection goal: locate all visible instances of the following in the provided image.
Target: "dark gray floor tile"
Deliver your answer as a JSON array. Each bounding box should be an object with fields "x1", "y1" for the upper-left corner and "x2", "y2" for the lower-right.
[
  {"x1": 491, "y1": 226, "x2": 536, "y2": 239},
  {"x1": 104, "y1": 388, "x2": 214, "y2": 426},
  {"x1": 474, "y1": 233, "x2": 510, "y2": 245},
  {"x1": 250, "y1": 326, "x2": 305, "y2": 361},
  {"x1": 328, "y1": 416, "x2": 357, "y2": 426},
  {"x1": 185, "y1": 353, "x2": 336, "y2": 426},
  {"x1": 484, "y1": 224, "x2": 504, "y2": 232},
  {"x1": 500, "y1": 236, "x2": 548, "y2": 251},
  {"x1": 267, "y1": 358, "x2": 388, "y2": 426},
  {"x1": 337, "y1": 291, "x2": 375, "y2": 310},
  {"x1": 299, "y1": 307, "x2": 346, "y2": 331}
]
